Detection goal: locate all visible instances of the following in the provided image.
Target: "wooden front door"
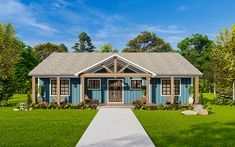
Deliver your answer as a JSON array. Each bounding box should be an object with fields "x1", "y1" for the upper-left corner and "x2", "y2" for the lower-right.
[{"x1": 108, "y1": 80, "x2": 122, "y2": 102}]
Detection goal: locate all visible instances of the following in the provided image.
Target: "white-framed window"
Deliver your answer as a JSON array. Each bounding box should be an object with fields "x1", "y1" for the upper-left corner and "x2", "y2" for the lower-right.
[
  {"x1": 161, "y1": 79, "x2": 180, "y2": 96},
  {"x1": 88, "y1": 79, "x2": 101, "y2": 90},
  {"x1": 50, "y1": 79, "x2": 70, "y2": 96},
  {"x1": 131, "y1": 79, "x2": 142, "y2": 89}
]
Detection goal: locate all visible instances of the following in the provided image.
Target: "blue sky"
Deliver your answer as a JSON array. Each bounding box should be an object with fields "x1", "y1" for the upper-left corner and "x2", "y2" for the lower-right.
[{"x1": 0, "y1": 0, "x2": 235, "y2": 51}]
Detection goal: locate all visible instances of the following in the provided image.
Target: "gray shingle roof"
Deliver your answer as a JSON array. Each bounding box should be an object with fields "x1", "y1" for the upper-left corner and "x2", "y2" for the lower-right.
[{"x1": 28, "y1": 52, "x2": 202, "y2": 76}]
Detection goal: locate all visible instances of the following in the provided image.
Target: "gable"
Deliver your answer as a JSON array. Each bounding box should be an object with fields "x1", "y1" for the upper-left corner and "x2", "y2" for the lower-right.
[{"x1": 75, "y1": 54, "x2": 156, "y2": 76}]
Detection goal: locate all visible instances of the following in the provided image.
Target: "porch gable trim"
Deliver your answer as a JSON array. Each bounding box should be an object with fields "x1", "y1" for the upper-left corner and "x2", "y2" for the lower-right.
[{"x1": 74, "y1": 54, "x2": 156, "y2": 76}]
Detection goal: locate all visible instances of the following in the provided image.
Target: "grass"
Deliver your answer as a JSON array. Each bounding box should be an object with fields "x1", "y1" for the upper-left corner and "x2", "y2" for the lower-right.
[
  {"x1": 0, "y1": 108, "x2": 97, "y2": 146},
  {"x1": 134, "y1": 105, "x2": 235, "y2": 147},
  {"x1": 8, "y1": 94, "x2": 27, "y2": 106},
  {"x1": 202, "y1": 93, "x2": 215, "y2": 100},
  {"x1": 1, "y1": 94, "x2": 97, "y2": 146}
]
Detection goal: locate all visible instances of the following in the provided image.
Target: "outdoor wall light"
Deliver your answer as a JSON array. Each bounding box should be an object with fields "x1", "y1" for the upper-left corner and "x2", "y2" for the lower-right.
[{"x1": 102, "y1": 83, "x2": 106, "y2": 87}]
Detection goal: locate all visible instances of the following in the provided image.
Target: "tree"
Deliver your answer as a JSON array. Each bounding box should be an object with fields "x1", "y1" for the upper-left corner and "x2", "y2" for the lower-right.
[
  {"x1": 72, "y1": 32, "x2": 95, "y2": 52},
  {"x1": 97, "y1": 44, "x2": 118, "y2": 52},
  {"x1": 33, "y1": 42, "x2": 67, "y2": 62},
  {"x1": 13, "y1": 46, "x2": 39, "y2": 94},
  {"x1": 59, "y1": 43, "x2": 68, "y2": 52},
  {"x1": 122, "y1": 31, "x2": 172, "y2": 52},
  {"x1": 0, "y1": 23, "x2": 23, "y2": 101},
  {"x1": 211, "y1": 25, "x2": 235, "y2": 100},
  {"x1": 177, "y1": 34, "x2": 214, "y2": 92}
]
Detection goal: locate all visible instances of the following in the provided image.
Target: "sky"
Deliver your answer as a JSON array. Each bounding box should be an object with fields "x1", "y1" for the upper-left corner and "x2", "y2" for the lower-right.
[{"x1": 0, "y1": 0, "x2": 235, "y2": 51}]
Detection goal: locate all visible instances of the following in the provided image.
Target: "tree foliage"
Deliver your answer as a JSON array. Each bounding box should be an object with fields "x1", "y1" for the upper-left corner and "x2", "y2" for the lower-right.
[
  {"x1": 97, "y1": 44, "x2": 118, "y2": 52},
  {"x1": 0, "y1": 23, "x2": 23, "y2": 101},
  {"x1": 122, "y1": 31, "x2": 172, "y2": 52},
  {"x1": 59, "y1": 43, "x2": 68, "y2": 52},
  {"x1": 211, "y1": 25, "x2": 235, "y2": 99},
  {"x1": 177, "y1": 34, "x2": 214, "y2": 92},
  {"x1": 72, "y1": 32, "x2": 95, "y2": 52},
  {"x1": 33, "y1": 42, "x2": 67, "y2": 62},
  {"x1": 13, "y1": 46, "x2": 39, "y2": 94}
]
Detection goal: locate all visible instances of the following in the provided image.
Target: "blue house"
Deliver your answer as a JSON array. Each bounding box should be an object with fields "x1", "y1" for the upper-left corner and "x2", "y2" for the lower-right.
[{"x1": 29, "y1": 53, "x2": 202, "y2": 106}]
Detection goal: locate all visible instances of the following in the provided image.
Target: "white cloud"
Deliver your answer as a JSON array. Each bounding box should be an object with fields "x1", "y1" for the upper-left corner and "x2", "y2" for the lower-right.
[{"x1": 0, "y1": 0, "x2": 57, "y2": 33}]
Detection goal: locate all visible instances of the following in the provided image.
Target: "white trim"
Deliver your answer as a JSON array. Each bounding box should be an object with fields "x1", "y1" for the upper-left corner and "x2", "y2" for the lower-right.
[
  {"x1": 49, "y1": 78, "x2": 70, "y2": 97},
  {"x1": 74, "y1": 54, "x2": 155, "y2": 76},
  {"x1": 107, "y1": 79, "x2": 124, "y2": 104},
  {"x1": 130, "y1": 79, "x2": 143, "y2": 90},
  {"x1": 116, "y1": 55, "x2": 156, "y2": 76},
  {"x1": 191, "y1": 77, "x2": 193, "y2": 86},
  {"x1": 87, "y1": 79, "x2": 101, "y2": 90},
  {"x1": 160, "y1": 78, "x2": 181, "y2": 97},
  {"x1": 75, "y1": 54, "x2": 117, "y2": 76}
]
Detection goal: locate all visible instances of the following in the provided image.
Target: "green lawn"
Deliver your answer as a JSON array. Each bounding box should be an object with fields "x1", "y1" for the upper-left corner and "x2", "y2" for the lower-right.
[
  {"x1": 8, "y1": 94, "x2": 27, "y2": 106},
  {"x1": 202, "y1": 93, "x2": 215, "y2": 100},
  {"x1": 134, "y1": 105, "x2": 235, "y2": 147},
  {"x1": 0, "y1": 108, "x2": 97, "y2": 147}
]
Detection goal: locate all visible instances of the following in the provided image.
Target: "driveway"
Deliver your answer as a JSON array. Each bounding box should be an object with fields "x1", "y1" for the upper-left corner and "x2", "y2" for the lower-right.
[{"x1": 76, "y1": 108, "x2": 155, "y2": 147}]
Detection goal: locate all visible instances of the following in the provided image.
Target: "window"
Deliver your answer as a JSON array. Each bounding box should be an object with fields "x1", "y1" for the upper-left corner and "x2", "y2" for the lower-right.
[
  {"x1": 162, "y1": 79, "x2": 180, "y2": 96},
  {"x1": 88, "y1": 79, "x2": 101, "y2": 90},
  {"x1": 174, "y1": 80, "x2": 180, "y2": 95},
  {"x1": 60, "y1": 80, "x2": 69, "y2": 95},
  {"x1": 50, "y1": 79, "x2": 70, "y2": 95},
  {"x1": 51, "y1": 80, "x2": 57, "y2": 95},
  {"x1": 162, "y1": 80, "x2": 171, "y2": 95},
  {"x1": 131, "y1": 80, "x2": 142, "y2": 89}
]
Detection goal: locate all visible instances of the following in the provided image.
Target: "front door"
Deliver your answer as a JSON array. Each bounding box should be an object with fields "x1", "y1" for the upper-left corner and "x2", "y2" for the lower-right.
[{"x1": 108, "y1": 80, "x2": 122, "y2": 103}]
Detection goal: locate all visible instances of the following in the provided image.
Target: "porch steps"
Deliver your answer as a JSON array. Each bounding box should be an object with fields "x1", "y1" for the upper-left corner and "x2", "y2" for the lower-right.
[{"x1": 97, "y1": 104, "x2": 134, "y2": 109}]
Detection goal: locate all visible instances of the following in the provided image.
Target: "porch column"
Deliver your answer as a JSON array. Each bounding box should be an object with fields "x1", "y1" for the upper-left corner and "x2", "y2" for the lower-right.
[
  {"x1": 81, "y1": 77, "x2": 85, "y2": 102},
  {"x1": 194, "y1": 76, "x2": 199, "y2": 104},
  {"x1": 146, "y1": 77, "x2": 150, "y2": 104},
  {"x1": 32, "y1": 76, "x2": 36, "y2": 104},
  {"x1": 57, "y1": 77, "x2": 60, "y2": 106},
  {"x1": 170, "y1": 77, "x2": 174, "y2": 104}
]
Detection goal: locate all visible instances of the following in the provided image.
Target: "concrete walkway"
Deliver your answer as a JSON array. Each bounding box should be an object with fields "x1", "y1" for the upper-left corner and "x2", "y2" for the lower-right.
[{"x1": 76, "y1": 108, "x2": 155, "y2": 147}]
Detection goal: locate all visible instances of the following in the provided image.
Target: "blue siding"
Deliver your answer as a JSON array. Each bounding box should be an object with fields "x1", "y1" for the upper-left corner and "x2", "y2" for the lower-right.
[
  {"x1": 150, "y1": 78, "x2": 191, "y2": 104},
  {"x1": 179, "y1": 78, "x2": 191, "y2": 104},
  {"x1": 70, "y1": 78, "x2": 80, "y2": 104},
  {"x1": 124, "y1": 78, "x2": 145, "y2": 103},
  {"x1": 86, "y1": 78, "x2": 104, "y2": 103},
  {"x1": 39, "y1": 78, "x2": 80, "y2": 104},
  {"x1": 40, "y1": 77, "x2": 191, "y2": 105}
]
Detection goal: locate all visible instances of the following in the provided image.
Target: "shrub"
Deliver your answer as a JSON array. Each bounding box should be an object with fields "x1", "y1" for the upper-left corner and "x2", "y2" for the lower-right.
[
  {"x1": 211, "y1": 98, "x2": 235, "y2": 105},
  {"x1": 27, "y1": 94, "x2": 32, "y2": 105},
  {"x1": 157, "y1": 104, "x2": 164, "y2": 110},
  {"x1": 133, "y1": 100, "x2": 143, "y2": 109},
  {"x1": 0, "y1": 101, "x2": 12, "y2": 107},
  {"x1": 78, "y1": 99, "x2": 99, "y2": 110},
  {"x1": 47, "y1": 103, "x2": 57, "y2": 109},
  {"x1": 204, "y1": 104, "x2": 213, "y2": 114},
  {"x1": 146, "y1": 104, "x2": 157, "y2": 110}
]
